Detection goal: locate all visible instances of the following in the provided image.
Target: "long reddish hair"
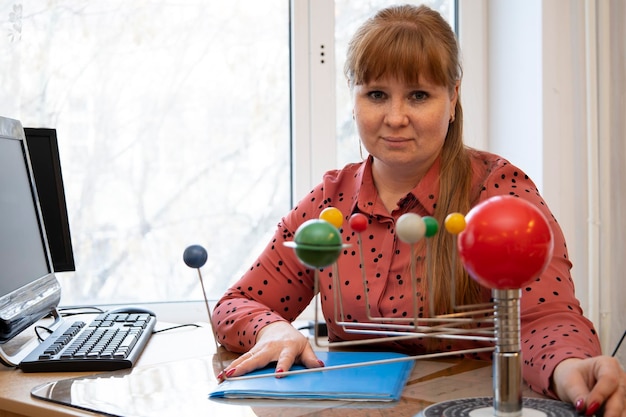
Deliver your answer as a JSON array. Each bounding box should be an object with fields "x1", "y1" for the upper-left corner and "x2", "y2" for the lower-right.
[{"x1": 344, "y1": 5, "x2": 484, "y2": 315}]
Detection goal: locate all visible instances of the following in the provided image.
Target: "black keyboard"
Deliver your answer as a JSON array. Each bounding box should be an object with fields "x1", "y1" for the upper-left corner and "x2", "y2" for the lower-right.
[{"x1": 19, "y1": 312, "x2": 156, "y2": 372}]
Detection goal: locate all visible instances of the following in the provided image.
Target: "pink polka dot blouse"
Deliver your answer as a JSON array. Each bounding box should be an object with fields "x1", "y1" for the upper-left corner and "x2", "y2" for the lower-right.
[{"x1": 212, "y1": 149, "x2": 601, "y2": 397}]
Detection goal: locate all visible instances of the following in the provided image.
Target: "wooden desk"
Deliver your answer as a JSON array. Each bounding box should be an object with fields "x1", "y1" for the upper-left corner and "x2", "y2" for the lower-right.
[{"x1": 0, "y1": 322, "x2": 542, "y2": 417}]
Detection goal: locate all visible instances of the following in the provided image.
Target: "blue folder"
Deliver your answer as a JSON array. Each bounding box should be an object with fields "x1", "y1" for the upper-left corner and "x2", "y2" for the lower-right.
[{"x1": 210, "y1": 350, "x2": 414, "y2": 401}]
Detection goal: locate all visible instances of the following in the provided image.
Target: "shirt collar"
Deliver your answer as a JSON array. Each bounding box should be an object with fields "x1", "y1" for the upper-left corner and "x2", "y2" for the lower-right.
[{"x1": 351, "y1": 156, "x2": 441, "y2": 217}]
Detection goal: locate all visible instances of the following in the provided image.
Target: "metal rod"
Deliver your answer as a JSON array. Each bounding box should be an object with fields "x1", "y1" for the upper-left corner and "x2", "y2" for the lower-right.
[{"x1": 492, "y1": 288, "x2": 523, "y2": 417}]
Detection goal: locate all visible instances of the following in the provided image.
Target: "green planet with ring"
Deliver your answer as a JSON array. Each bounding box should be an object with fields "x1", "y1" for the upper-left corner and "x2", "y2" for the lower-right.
[{"x1": 284, "y1": 219, "x2": 350, "y2": 268}]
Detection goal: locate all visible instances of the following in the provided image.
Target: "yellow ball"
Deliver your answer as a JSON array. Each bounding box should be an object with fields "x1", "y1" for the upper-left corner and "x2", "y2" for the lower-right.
[
  {"x1": 320, "y1": 207, "x2": 343, "y2": 228},
  {"x1": 444, "y1": 212, "x2": 466, "y2": 234}
]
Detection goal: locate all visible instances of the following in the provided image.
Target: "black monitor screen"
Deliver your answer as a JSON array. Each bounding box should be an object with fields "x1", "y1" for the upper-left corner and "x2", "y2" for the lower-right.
[{"x1": 24, "y1": 128, "x2": 75, "y2": 272}]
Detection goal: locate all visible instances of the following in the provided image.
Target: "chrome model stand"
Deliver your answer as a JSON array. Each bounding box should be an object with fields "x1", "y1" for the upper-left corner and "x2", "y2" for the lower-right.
[{"x1": 419, "y1": 289, "x2": 576, "y2": 417}]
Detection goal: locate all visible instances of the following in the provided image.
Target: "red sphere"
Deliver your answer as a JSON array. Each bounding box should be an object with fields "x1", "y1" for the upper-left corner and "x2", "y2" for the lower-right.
[
  {"x1": 349, "y1": 213, "x2": 368, "y2": 233},
  {"x1": 457, "y1": 196, "x2": 554, "y2": 289}
]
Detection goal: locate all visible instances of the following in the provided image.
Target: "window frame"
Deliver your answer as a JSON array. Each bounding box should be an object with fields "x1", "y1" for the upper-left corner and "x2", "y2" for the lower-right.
[{"x1": 290, "y1": 0, "x2": 337, "y2": 201}]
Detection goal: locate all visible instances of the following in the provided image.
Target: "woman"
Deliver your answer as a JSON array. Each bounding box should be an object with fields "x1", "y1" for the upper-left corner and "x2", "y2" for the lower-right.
[{"x1": 212, "y1": 5, "x2": 625, "y2": 416}]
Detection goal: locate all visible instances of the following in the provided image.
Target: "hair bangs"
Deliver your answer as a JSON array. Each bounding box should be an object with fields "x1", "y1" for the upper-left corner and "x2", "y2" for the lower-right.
[{"x1": 349, "y1": 23, "x2": 451, "y2": 87}]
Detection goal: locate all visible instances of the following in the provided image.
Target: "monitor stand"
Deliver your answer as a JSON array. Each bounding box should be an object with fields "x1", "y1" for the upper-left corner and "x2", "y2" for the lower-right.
[{"x1": 0, "y1": 308, "x2": 62, "y2": 367}]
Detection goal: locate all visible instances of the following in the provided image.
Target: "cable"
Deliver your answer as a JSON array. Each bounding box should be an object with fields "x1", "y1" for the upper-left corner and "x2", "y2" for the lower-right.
[
  {"x1": 297, "y1": 321, "x2": 328, "y2": 336},
  {"x1": 41, "y1": 305, "x2": 203, "y2": 337},
  {"x1": 57, "y1": 306, "x2": 105, "y2": 317},
  {"x1": 152, "y1": 324, "x2": 201, "y2": 334},
  {"x1": 611, "y1": 329, "x2": 626, "y2": 357},
  {"x1": 34, "y1": 326, "x2": 53, "y2": 342}
]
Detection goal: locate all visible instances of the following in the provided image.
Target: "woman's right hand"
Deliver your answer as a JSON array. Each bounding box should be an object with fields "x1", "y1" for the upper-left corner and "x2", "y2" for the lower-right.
[{"x1": 217, "y1": 321, "x2": 324, "y2": 381}]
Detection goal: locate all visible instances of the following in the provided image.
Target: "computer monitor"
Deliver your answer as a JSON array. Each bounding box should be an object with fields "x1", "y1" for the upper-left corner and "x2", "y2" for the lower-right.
[
  {"x1": 24, "y1": 127, "x2": 75, "y2": 272},
  {"x1": 0, "y1": 116, "x2": 62, "y2": 366}
]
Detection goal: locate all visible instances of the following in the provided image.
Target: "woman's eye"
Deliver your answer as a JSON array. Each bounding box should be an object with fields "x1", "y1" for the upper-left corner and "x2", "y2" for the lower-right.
[
  {"x1": 411, "y1": 91, "x2": 428, "y2": 101},
  {"x1": 367, "y1": 91, "x2": 385, "y2": 100}
]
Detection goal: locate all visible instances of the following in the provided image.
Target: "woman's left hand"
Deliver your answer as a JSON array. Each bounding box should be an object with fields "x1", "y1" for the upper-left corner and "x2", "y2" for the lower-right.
[{"x1": 552, "y1": 356, "x2": 625, "y2": 417}]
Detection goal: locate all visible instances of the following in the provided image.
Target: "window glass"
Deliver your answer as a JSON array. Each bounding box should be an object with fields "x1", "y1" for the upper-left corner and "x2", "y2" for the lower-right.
[
  {"x1": 334, "y1": 1, "x2": 456, "y2": 167},
  {"x1": 1, "y1": 1, "x2": 290, "y2": 305}
]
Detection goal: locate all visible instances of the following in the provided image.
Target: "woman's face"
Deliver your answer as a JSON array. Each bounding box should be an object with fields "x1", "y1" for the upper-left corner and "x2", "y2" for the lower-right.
[{"x1": 353, "y1": 75, "x2": 458, "y2": 173}]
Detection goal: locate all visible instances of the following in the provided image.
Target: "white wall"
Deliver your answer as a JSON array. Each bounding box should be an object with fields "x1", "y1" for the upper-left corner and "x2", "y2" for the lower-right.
[
  {"x1": 597, "y1": 0, "x2": 626, "y2": 363},
  {"x1": 461, "y1": 0, "x2": 625, "y2": 359}
]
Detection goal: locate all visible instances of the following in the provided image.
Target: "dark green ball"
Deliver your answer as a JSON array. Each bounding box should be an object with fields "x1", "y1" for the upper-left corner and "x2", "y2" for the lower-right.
[{"x1": 293, "y1": 219, "x2": 342, "y2": 268}]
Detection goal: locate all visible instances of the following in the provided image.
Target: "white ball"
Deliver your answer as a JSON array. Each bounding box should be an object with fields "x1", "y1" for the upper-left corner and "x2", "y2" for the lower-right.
[{"x1": 396, "y1": 213, "x2": 426, "y2": 244}]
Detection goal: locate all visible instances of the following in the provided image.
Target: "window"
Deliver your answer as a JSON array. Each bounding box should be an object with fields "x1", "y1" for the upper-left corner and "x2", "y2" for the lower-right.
[{"x1": 1, "y1": 1, "x2": 291, "y2": 305}]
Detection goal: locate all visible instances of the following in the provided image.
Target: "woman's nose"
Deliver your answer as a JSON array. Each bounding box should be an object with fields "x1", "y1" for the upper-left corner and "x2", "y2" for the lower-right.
[{"x1": 384, "y1": 99, "x2": 409, "y2": 127}]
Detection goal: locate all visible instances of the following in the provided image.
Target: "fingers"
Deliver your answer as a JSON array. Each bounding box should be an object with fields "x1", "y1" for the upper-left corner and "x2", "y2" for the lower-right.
[
  {"x1": 217, "y1": 349, "x2": 265, "y2": 382},
  {"x1": 552, "y1": 358, "x2": 589, "y2": 405},
  {"x1": 598, "y1": 379, "x2": 626, "y2": 417},
  {"x1": 554, "y1": 356, "x2": 626, "y2": 417},
  {"x1": 586, "y1": 358, "x2": 625, "y2": 417},
  {"x1": 566, "y1": 375, "x2": 591, "y2": 414},
  {"x1": 585, "y1": 357, "x2": 624, "y2": 417},
  {"x1": 225, "y1": 349, "x2": 267, "y2": 377},
  {"x1": 274, "y1": 341, "x2": 324, "y2": 378},
  {"x1": 274, "y1": 349, "x2": 298, "y2": 377},
  {"x1": 217, "y1": 345, "x2": 324, "y2": 382},
  {"x1": 299, "y1": 343, "x2": 326, "y2": 369}
]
